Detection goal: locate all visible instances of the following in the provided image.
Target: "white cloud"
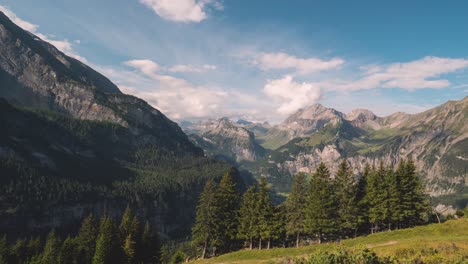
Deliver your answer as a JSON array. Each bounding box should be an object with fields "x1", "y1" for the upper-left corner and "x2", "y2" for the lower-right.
[
  {"x1": 0, "y1": 5, "x2": 86, "y2": 62},
  {"x1": 263, "y1": 75, "x2": 321, "y2": 115},
  {"x1": 168, "y1": 64, "x2": 216, "y2": 73},
  {"x1": 253, "y1": 52, "x2": 344, "y2": 75},
  {"x1": 116, "y1": 59, "x2": 266, "y2": 120},
  {"x1": 336, "y1": 56, "x2": 468, "y2": 91},
  {"x1": 139, "y1": 0, "x2": 222, "y2": 23},
  {"x1": 124, "y1": 59, "x2": 161, "y2": 78},
  {"x1": 0, "y1": 5, "x2": 38, "y2": 32}
]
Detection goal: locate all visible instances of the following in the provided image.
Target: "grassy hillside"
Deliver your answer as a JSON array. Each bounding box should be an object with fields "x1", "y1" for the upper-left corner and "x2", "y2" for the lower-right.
[{"x1": 192, "y1": 218, "x2": 468, "y2": 263}]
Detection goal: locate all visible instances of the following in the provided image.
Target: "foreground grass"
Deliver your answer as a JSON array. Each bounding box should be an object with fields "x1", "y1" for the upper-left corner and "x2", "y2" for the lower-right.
[{"x1": 192, "y1": 218, "x2": 468, "y2": 263}]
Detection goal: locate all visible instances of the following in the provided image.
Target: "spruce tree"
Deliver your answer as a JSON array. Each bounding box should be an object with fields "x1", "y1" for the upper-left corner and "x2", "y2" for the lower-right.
[
  {"x1": 401, "y1": 158, "x2": 428, "y2": 227},
  {"x1": 93, "y1": 215, "x2": 118, "y2": 264},
  {"x1": 119, "y1": 207, "x2": 139, "y2": 263},
  {"x1": 59, "y1": 236, "x2": 77, "y2": 264},
  {"x1": 366, "y1": 162, "x2": 387, "y2": 233},
  {"x1": 334, "y1": 160, "x2": 359, "y2": 238},
  {"x1": 192, "y1": 179, "x2": 218, "y2": 259},
  {"x1": 214, "y1": 171, "x2": 240, "y2": 252},
  {"x1": 141, "y1": 221, "x2": 161, "y2": 264},
  {"x1": 11, "y1": 238, "x2": 26, "y2": 263},
  {"x1": 272, "y1": 204, "x2": 287, "y2": 248},
  {"x1": 0, "y1": 235, "x2": 8, "y2": 264},
  {"x1": 256, "y1": 178, "x2": 275, "y2": 249},
  {"x1": 356, "y1": 163, "x2": 370, "y2": 234},
  {"x1": 76, "y1": 214, "x2": 98, "y2": 263},
  {"x1": 122, "y1": 234, "x2": 136, "y2": 264},
  {"x1": 286, "y1": 173, "x2": 308, "y2": 247},
  {"x1": 42, "y1": 229, "x2": 60, "y2": 264},
  {"x1": 237, "y1": 185, "x2": 258, "y2": 250},
  {"x1": 305, "y1": 163, "x2": 337, "y2": 244}
]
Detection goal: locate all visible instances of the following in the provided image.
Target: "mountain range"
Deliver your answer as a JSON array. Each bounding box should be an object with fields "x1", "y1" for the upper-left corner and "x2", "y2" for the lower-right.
[{"x1": 182, "y1": 97, "x2": 468, "y2": 209}]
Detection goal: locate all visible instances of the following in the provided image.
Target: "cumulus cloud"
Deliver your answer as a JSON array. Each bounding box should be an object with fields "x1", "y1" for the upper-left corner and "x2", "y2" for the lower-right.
[
  {"x1": 263, "y1": 75, "x2": 321, "y2": 115},
  {"x1": 168, "y1": 64, "x2": 216, "y2": 73},
  {"x1": 139, "y1": 0, "x2": 222, "y2": 23},
  {"x1": 0, "y1": 5, "x2": 86, "y2": 62},
  {"x1": 336, "y1": 56, "x2": 468, "y2": 91},
  {"x1": 115, "y1": 59, "x2": 266, "y2": 119},
  {"x1": 253, "y1": 52, "x2": 344, "y2": 75}
]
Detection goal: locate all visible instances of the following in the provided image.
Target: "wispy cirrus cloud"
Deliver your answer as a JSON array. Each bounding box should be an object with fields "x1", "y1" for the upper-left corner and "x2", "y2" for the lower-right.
[
  {"x1": 0, "y1": 5, "x2": 86, "y2": 62},
  {"x1": 139, "y1": 0, "x2": 222, "y2": 23},
  {"x1": 334, "y1": 56, "x2": 468, "y2": 91},
  {"x1": 168, "y1": 64, "x2": 216, "y2": 73}
]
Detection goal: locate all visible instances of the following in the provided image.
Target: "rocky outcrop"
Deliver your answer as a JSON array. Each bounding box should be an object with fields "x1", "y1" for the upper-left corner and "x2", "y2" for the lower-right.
[{"x1": 185, "y1": 118, "x2": 266, "y2": 162}]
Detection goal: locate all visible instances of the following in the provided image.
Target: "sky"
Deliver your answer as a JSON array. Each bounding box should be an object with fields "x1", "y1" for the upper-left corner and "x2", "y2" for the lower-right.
[{"x1": 1, "y1": 0, "x2": 467, "y2": 123}]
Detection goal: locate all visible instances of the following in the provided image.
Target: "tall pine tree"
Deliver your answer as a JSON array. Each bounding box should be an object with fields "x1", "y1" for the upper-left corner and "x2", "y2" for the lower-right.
[
  {"x1": 42, "y1": 229, "x2": 60, "y2": 264},
  {"x1": 286, "y1": 173, "x2": 308, "y2": 247},
  {"x1": 93, "y1": 215, "x2": 119, "y2": 264},
  {"x1": 192, "y1": 179, "x2": 218, "y2": 259},
  {"x1": 76, "y1": 214, "x2": 98, "y2": 263},
  {"x1": 256, "y1": 178, "x2": 275, "y2": 249},
  {"x1": 213, "y1": 171, "x2": 240, "y2": 253},
  {"x1": 305, "y1": 163, "x2": 337, "y2": 244},
  {"x1": 237, "y1": 185, "x2": 258, "y2": 250},
  {"x1": 334, "y1": 160, "x2": 359, "y2": 238}
]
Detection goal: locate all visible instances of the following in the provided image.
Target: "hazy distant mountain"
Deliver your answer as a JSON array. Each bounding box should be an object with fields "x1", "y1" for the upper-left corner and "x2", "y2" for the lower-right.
[{"x1": 183, "y1": 118, "x2": 266, "y2": 163}]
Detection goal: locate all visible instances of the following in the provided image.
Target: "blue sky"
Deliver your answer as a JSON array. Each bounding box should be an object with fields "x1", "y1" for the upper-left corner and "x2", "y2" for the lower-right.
[{"x1": 1, "y1": 0, "x2": 467, "y2": 122}]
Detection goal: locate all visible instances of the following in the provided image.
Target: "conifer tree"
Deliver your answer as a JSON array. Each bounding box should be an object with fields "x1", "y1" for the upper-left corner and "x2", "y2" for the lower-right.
[
  {"x1": 214, "y1": 171, "x2": 240, "y2": 252},
  {"x1": 122, "y1": 234, "x2": 136, "y2": 264},
  {"x1": 0, "y1": 235, "x2": 8, "y2": 264},
  {"x1": 192, "y1": 179, "x2": 218, "y2": 259},
  {"x1": 356, "y1": 163, "x2": 370, "y2": 234},
  {"x1": 334, "y1": 160, "x2": 359, "y2": 238},
  {"x1": 59, "y1": 236, "x2": 77, "y2": 264},
  {"x1": 119, "y1": 207, "x2": 139, "y2": 263},
  {"x1": 305, "y1": 163, "x2": 337, "y2": 244},
  {"x1": 42, "y1": 229, "x2": 60, "y2": 264},
  {"x1": 10, "y1": 238, "x2": 26, "y2": 263},
  {"x1": 366, "y1": 162, "x2": 387, "y2": 233},
  {"x1": 237, "y1": 185, "x2": 258, "y2": 250},
  {"x1": 400, "y1": 158, "x2": 428, "y2": 227},
  {"x1": 256, "y1": 177, "x2": 275, "y2": 249},
  {"x1": 76, "y1": 214, "x2": 98, "y2": 263},
  {"x1": 141, "y1": 221, "x2": 161, "y2": 264},
  {"x1": 272, "y1": 204, "x2": 287, "y2": 248},
  {"x1": 26, "y1": 237, "x2": 41, "y2": 260},
  {"x1": 93, "y1": 215, "x2": 118, "y2": 264},
  {"x1": 286, "y1": 173, "x2": 308, "y2": 247}
]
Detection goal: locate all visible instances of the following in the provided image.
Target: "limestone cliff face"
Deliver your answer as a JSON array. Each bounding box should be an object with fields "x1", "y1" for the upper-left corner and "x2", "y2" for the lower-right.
[
  {"x1": 184, "y1": 118, "x2": 266, "y2": 162},
  {"x1": 0, "y1": 11, "x2": 198, "y2": 156},
  {"x1": 266, "y1": 97, "x2": 468, "y2": 197}
]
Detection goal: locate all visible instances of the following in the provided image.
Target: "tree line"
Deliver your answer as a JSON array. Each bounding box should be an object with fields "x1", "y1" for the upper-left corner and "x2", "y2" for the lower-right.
[
  {"x1": 0, "y1": 208, "x2": 161, "y2": 264},
  {"x1": 192, "y1": 158, "x2": 430, "y2": 259}
]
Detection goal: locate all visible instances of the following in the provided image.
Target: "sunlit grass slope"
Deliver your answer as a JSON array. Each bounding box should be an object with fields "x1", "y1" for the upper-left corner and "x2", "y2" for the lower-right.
[{"x1": 192, "y1": 218, "x2": 468, "y2": 264}]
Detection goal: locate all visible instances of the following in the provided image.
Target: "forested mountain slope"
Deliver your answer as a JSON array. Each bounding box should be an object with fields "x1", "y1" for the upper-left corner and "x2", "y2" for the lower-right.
[{"x1": 0, "y1": 11, "x2": 235, "y2": 239}]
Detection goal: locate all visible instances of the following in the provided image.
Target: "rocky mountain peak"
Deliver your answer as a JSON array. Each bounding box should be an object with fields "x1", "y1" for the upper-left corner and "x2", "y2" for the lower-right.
[
  {"x1": 346, "y1": 109, "x2": 377, "y2": 122},
  {"x1": 280, "y1": 103, "x2": 343, "y2": 137}
]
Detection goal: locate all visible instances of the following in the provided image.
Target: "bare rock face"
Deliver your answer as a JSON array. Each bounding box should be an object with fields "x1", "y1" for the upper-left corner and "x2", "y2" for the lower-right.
[
  {"x1": 280, "y1": 104, "x2": 343, "y2": 137},
  {"x1": 185, "y1": 118, "x2": 266, "y2": 162},
  {"x1": 345, "y1": 109, "x2": 382, "y2": 129},
  {"x1": 0, "y1": 11, "x2": 197, "y2": 155}
]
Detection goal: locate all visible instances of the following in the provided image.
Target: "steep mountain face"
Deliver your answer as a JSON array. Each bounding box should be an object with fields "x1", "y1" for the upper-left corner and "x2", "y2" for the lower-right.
[
  {"x1": 280, "y1": 103, "x2": 344, "y2": 137},
  {"x1": 0, "y1": 11, "x2": 233, "y2": 238},
  {"x1": 190, "y1": 98, "x2": 468, "y2": 208},
  {"x1": 265, "y1": 97, "x2": 468, "y2": 201},
  {"x1": 184, "y1": 118, "x2": 266, "y2": 163}
]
